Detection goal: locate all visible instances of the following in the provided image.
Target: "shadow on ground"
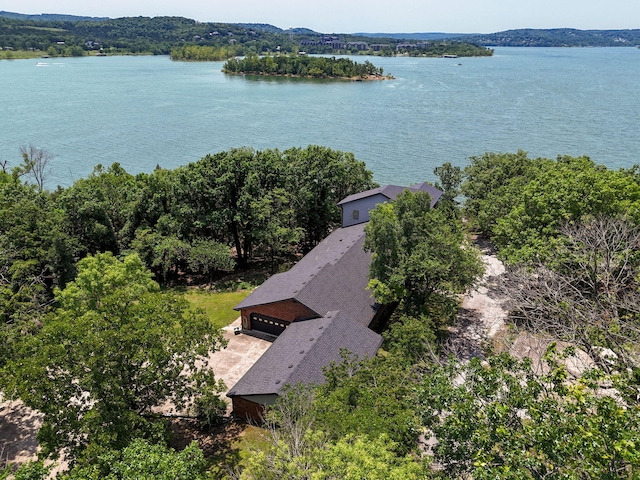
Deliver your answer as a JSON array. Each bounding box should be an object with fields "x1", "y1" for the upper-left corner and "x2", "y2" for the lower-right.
[
  {"x1": 0, "y1": 400, "x2": 42, "y2": 463},
  {"x1": 170, "y1": 418, "x2": 250, "y2": 477}
]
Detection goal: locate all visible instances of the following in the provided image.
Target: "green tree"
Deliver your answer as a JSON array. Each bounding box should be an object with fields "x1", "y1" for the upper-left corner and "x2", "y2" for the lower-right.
[
  {"x1": 284, "y1": 145, "x2": 377, "y2": 250},
  {"x1": 461, "y1": 150, "x2": 548, "y2": 234},
  {"x1": 4, "y1": 252, "x2": 226, "y2": 462},
  {"x1": 176, "y1": 147, "x2": 272, "y2": 267},
  {"x1": 240, "y1": 433, "x2": 425, "y2": 480},
  {"x1": 314, "y1": 353, "x2": 420, "y2": 454},
  {"x1": 187, "y1": 239, "x2": 235, "y2": 283},
  {"x1": 57, "y1": 163, "x2": 139, "y2": 256},
  {"x1": 418, "y1": 351, "x2": 640, "y2": 479},
  {"x1": 433, "y1": 161, "x2": 462, "y2": 216},
  {"x1": 493, "y1": 155, "x2": 640, "y2": 263},
  {"x1": 0, "y1": 460, "x2": 50, "y2": 480},
  {"x1": 63, "y1": 439, "x2": 209, "y2": 480},
  {"x1": 461, "y1": 153, "x2": 640, "y2": 264},
  {"x1": 364, "y1": 190, "x2": 484, "y2": 316},
  {"x1": 0, "y1": 173, "x2": 74, "y2": 326},
  {"x1": 239, "y1": 383, "x2": 424, "y2": 479},
  {"x1": 151, "y1": 234, "x2": 191, "y2": 283},
  {"x1": 251, "y1": 187, "x2": 303, "y2": 272}
]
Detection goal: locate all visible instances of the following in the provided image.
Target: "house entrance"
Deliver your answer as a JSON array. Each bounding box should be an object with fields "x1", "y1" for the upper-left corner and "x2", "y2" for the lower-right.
[{"x1": 250, "y1": 313, "x2": 288, "y2": 336}]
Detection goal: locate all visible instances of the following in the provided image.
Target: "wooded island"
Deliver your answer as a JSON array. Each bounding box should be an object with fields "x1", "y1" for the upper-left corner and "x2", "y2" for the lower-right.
[{"x1": 222, "y1": 54, "x2": 392, "y2": 80}]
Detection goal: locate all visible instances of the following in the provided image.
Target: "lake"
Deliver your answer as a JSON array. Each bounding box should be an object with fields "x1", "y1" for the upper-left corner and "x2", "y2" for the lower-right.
[{"x1": 1, "y1": 47, "x2": 639, "y2": 188}]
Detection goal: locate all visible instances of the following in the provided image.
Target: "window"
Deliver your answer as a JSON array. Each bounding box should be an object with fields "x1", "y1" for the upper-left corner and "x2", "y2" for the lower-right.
[{"x1": 352, "y1": 209, "x2": 359, "y2": 220}]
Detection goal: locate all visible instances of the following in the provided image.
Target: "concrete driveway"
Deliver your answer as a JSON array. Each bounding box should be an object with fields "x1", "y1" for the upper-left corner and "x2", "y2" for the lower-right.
[{"x1": 204, "y1": 317, "x2": 272, "y2": 398}]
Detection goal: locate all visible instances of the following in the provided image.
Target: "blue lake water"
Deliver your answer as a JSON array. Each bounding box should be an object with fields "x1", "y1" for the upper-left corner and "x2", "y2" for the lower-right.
[{"x1": 1, "y1": 47, "x2": 639, "y2": 188}]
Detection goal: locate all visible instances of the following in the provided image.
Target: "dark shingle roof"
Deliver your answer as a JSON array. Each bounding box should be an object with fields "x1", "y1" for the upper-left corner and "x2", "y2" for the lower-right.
[
  {"x1": 235, "y1": 223, "x2": 378, "y2": 325},
  {"x1": 227, "y1": 311, "x2": 383, "y2": 397},
  {"x1": 337, "y1": 182, "x2": 442, "y2": 208}
]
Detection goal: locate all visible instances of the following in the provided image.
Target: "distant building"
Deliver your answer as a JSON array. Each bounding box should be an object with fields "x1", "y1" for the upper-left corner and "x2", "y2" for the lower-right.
[{"x1": 346, "y1": 41, "x2": 369, "y2": 50}]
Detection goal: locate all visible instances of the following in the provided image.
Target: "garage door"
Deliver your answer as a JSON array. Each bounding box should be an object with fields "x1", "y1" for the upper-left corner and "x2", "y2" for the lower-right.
[{"x1": 250, "y1": 313, "x2": 288, "y2": 336}]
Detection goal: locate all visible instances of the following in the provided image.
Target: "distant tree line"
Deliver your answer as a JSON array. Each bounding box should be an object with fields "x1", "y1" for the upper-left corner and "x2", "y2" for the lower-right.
[
  {"x1": 0, "y1": 14, "x2": 492, "y2": 60},
  {"x1": 170, "y1": 44, "x2": 240, "y2": 61},
  {"x1": 223, "y1": 54, "x2": 387, "y2": 79}
]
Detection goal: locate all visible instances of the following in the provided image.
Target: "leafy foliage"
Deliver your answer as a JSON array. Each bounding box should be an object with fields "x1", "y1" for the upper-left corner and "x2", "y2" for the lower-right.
[
  {"x1": 364, "y1": 189, "x2": 484, "y2": 316},
  {"x1": 0, "y1": 461, "x2": 50, "y2": 480},
  {"x1": 239, "y1": 383, "x2": 424, "y2": 479},
  {"x1": 0, "y1": 172, "x2": 75, "y2": 326},
  {"x1": 461, "y1": 152, "x2": 640, "y2": 264},
  {"x1": 418, "y1": 351, "x2": 640, "y2": 479},
  {"x1": 314, "y1": 353, "x2": 420, "y2": 454},
  {"x1": 494, "y1": 156, "x2": 640, "y2": 263},
  {"x1": 461, "y1": 150, "x2": 550, "y2": 235},
  {"x1": 223, "y1": 54, "x2": 387, "y2": 79},
  {"x1": 240, "y1": 432, "x2": 425, "y2": 480},
  {"x1": 63, "y1": 439, "x2": 209, "y2": 480},
  {"x1": 3, "y1": 253, "x2": 226, "y2": 461},
  {"x1": 57, "y1": 163, "x2": 139, "y2": 256},
  {"x1": 170, "y1": 44, "x2": 239, "y2": 61}
]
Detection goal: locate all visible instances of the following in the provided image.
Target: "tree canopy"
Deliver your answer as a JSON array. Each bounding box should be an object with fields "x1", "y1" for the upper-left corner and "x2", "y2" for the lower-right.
[
  {"x1": 418, "y1": 351, "x2": 640, "y2": 479},
  {"x1": 2, "y1": 252, "x2": 226, "y2": 462},
  {"x1": 462, "y1": 152, "x2": 640, "y2": 264},
  {"x1": 223, "y1": 54, "x2": 388, "y2": 79},
  {"x1": 364, "y1": 189, "x2": 484, "y2": 316}
]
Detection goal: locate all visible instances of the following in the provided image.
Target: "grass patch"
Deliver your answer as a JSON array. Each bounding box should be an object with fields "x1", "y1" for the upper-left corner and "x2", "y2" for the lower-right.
[
  {"x1": 183, "y1": 289, "x2": 252, "y2": 329},
  {"x1": 0, "y1": 50, "x2": 47, "y2": 60},
  {"x1": 207, "y1": 423, "x2": 271, "y2": 479}
]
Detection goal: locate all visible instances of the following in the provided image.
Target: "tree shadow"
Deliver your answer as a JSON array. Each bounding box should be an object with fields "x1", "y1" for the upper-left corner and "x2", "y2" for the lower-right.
[
  {"x1": 444, "y1": 307, "x2": 488, "y2": 361},
  {"x1": 169, "y1": 417, "x2": 247, "y2": 478},
  {"x1": 0, "y1": 401, "x2": 42, "y2": 463}
]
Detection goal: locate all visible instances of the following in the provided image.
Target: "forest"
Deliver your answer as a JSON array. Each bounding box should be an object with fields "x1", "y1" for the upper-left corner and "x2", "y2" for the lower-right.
[
  {"x1": 0, "y1": 14, "x2": 490, "y2": 59},
  {"x1": 2, "y1": 147, "x2": 640, "y2": 478}
]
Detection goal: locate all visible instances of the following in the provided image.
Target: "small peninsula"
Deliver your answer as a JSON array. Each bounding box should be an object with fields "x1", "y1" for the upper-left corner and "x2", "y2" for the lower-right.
[{"x1": 222, "y1": 54, "x2": 393, "y2": 80}]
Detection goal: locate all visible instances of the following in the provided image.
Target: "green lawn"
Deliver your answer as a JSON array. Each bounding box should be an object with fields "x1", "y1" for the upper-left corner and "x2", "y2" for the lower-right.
[
  {"x1": 182, "y1": 289, "x2": 252, "y2": 329},
  {"x1": 207, "y1": 424, "x2": 271, "y2": 479},
  {"x1": 0, "y1": 50, "x2": 47, "y2": 60}
]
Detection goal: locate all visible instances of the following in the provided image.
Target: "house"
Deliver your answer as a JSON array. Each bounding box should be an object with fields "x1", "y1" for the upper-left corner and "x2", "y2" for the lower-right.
[
  {"x1": 346, "y1": 42, "x2": 369, "y2": 51},
  {"x1": 227, "y1": 183, "x2": 441, "y2": 420},
  {"x1": 338, "y1": 182, "x2": 442, "y2": 227}
]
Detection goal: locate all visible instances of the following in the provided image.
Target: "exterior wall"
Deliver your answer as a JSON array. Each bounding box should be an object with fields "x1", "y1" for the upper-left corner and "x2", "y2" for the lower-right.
[
  {"x1": 340, "y1": 193, "x2": 389, "y2": 227},
  {"x1": 230, "y1": 395, "x2": 278, "y2": 422},
  {"x1": 239, "y1": 300, "x2": 317, "y2": 330}
]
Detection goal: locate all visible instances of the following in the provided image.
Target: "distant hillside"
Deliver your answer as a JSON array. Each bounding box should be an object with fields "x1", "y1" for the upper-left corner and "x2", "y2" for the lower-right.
[
  {"x1": 234, "y1": 23, "x2": 317, "y2": 35},
  {"x1": 0, "y1": 10, "x2": 108, "y2": 22},
  {"x1": 355, "y1": 32, "x2": 470, "y2": 41},
  {"x1": 0, "y1": 14, "x2": 491, "y2": 59},
  {"x1": 464, "y1": 28, "x2": 640, "y2": 47}
]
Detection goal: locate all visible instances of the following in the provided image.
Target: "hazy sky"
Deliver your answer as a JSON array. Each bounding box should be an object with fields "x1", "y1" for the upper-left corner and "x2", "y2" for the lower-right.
[{"x1": 3, "y1": 0, "x2": 638, "y2": 33}]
